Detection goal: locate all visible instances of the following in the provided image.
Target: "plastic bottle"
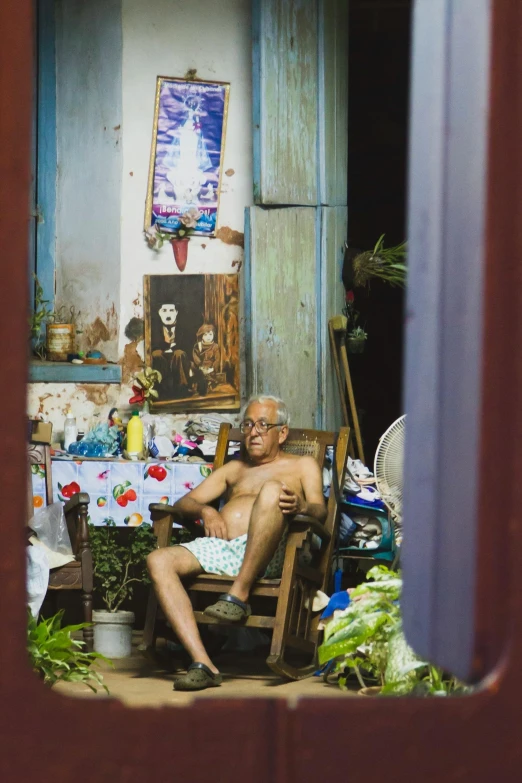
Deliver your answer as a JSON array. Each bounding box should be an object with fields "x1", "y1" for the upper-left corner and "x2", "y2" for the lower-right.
[
  {"x1": 63, "y1": 409, "x2": 78, "y2": 451},
  {"x1": 126, "y1": 411, "x2": 144, "y2": 456}
]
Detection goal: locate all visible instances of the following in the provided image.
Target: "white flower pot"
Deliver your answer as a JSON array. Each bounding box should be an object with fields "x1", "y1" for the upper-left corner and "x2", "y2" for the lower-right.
[{"x1": 93, "y1": 610, "x2": 135, "y2": 658}]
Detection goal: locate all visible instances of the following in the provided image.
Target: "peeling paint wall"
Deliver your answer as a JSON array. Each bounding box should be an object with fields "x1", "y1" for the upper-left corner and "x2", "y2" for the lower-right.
[
  {"x1": 118, "y1": 0, "x2": 252, "y2": 356},
  {"x1": 28, "y1": 0, "x2": 252, "y2": 439},
  {"x1": 54, "y1": 0, "x2": 123, "y2": 362}
]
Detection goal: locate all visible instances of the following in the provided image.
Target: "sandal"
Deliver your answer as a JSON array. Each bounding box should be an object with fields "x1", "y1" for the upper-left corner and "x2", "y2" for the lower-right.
[
  {"x1": 203, "y1": 593, "x2": 252, "y2": 623},
  {"x1": 173, "y1": 662, "x2": 223, "y2": 691}
]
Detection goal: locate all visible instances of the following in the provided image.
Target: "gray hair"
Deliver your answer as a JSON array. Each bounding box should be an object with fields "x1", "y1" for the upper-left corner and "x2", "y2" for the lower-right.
[{"x1": 241, "y1": 395, "x2": 290, "y2": 426}]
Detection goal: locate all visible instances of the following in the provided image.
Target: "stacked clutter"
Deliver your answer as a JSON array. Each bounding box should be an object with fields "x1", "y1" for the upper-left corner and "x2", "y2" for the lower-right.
[
  {"x1": 183, "y1": 413, "x2": 240, "y2": 461},
  {"x1": 324, "y1": 451, "x2": 387, "y2": 550},
  {"x1": 144, "y1": 412, "x2": 239, "y2": 463}
]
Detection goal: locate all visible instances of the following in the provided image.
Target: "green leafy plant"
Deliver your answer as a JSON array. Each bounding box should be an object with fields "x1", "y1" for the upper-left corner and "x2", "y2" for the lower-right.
[
  {"x1": 351, "y1": 234, "x2": 407, "y2": 288},
  {"x1": 28, "y1": 609, "x2": 110, "y2": 692},
  {"x1": 89, "y1": 520, "x2": 156, "y2": 612},
  {"x1": 318, "y1": 566, "x2": 469, "y2": 696},
  {"x1": 29, "y1": 275, "x2": 55, "y2": 358},
  {"x1": 348, "y1": 326, "x2": 368, "y2": 341}
]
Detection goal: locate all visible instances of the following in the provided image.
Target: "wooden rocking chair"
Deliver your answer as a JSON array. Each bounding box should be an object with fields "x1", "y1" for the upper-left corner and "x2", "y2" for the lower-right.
[{"x1": 142, "y1": 423, "x2": 350, "y2": 680}]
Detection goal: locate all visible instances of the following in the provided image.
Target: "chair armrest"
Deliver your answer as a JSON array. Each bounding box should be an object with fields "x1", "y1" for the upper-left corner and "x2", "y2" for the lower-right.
[
  {"x1": 289, "y1": 514, "x2": 331, "y2": 543},
  {"x1": 149, "y1": 502, "x2": 182, "y2": 518},
  {"x1": 148, "y1": 503, "x2": 205, "y2": 541},
  {"x1": 63, "y1": 492, "x2": 90, "y2": 514}
]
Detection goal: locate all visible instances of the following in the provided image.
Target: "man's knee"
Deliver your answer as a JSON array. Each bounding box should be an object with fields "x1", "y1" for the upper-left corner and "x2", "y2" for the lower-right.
[
  {"x1": 147, "y1": 546, "x2": 182, "y2": 579},
  {"x1": 147, "y1": 548, "x2": 167, "y2": 578},
  {"x1": 257, "y1": 479, "x2": 283, "y2": 507}
]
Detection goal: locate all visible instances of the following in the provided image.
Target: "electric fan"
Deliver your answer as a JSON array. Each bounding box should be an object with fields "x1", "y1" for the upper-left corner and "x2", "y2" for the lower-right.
[{"x1": 374, "y1": 415, "x2": 406, "y2": 544}]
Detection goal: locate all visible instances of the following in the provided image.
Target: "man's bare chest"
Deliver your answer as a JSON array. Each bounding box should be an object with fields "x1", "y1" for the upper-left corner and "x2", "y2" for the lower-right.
[{"x1": 227, "y1": 459, "x2": 302, "y2": 498}]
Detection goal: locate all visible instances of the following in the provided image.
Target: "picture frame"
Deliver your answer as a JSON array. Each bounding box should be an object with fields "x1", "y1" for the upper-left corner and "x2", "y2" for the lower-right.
[
  {"x1": 144, "y1": 274, "x2": 240, "y2": 411},
  {"x1": 144, "y1": 76, "x2": 230, "y2": 237}
]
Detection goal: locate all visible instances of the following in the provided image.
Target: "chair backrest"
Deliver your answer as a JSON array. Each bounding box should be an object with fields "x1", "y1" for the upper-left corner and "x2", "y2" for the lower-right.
[
  {"x1": 27, "y1": 442, "x2": 53, "y2": 523},
  {"x1": 213, "y1": 423, "x2": 350, "y2": 547}
]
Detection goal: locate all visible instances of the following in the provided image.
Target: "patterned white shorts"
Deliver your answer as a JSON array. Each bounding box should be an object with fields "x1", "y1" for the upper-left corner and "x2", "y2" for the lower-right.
[{"x1": 180, "y1": 531, "x2": 288, "y2": 579}]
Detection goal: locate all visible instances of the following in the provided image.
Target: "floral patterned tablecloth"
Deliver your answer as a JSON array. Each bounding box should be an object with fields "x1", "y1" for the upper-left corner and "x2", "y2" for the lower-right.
[{"x1": 31, "y1": 459, "x2": 211, "y2": 526}]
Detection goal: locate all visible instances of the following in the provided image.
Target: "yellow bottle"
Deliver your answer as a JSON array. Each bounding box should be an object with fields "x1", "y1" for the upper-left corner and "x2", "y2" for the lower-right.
[{"x1": 126, "y1": 411, "x2": 143, "y2": 456}]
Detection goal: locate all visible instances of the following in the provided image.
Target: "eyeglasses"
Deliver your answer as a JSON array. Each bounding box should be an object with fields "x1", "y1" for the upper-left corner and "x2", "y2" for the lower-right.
[{"x1": 239, "y1": 419, "x2": 280, "y2": 435}]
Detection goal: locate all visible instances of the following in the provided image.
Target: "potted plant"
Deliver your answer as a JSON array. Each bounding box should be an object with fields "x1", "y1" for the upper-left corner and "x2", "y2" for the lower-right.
[
  {"x1": 346, "y1": 326, "x2": 368, "y2": 354},
  {"x1": 318, "y1": 566, "x2": 469, "y2": 696},
  {"x1": 29, "y1": 275, "x2": 55, "y2": 359},
  {"x1": 88, "y1": 519, "x2": 156, "y2": 658},
  {"x1": 27, "y1": 609, "x2": 109, "y2": 692},
  {"x1": 144, "y1": 207, "x2": 202, "y2": 271},
  {"x1": 343, "y1": 291, "x2": 368, "y2": 353}
]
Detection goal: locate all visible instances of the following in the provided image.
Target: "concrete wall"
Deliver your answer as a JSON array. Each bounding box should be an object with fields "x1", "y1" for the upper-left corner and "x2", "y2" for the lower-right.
[
  {"x1": 28, "y1": 0, "x2": 252, "y2": 438},
  {"x1": 54, "y1": 0, "x2": 123, "y2": 362}
]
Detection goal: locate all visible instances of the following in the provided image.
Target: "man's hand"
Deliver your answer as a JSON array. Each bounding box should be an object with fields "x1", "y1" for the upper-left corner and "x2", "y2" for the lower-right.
[
  {"x1": 201, "y1": 507, "x2": 228, "y2": 539},
  {"x1": 279, "y1": 484, "x2": 304, "y2": 516}
]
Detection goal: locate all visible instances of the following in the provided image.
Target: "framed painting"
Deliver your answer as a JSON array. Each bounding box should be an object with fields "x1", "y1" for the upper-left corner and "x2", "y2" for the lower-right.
[
  {"x1": 144, "y1": 76, "x2": 230, "y2": 236},
  {"x1": 144, "y1": 274, "x2": 240, "y2": 411}
]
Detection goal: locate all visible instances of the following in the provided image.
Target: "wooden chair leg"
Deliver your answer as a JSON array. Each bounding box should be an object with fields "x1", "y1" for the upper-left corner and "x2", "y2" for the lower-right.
[
  {"x1": 82, "y1": 588, "x2": 94, "y2": 651},
  {"x1": 140, "y1": 588, "x2": 159, "y2": 652},
  {"x1": 266, "y1": 534, "x2": 319, "y2": 681}
]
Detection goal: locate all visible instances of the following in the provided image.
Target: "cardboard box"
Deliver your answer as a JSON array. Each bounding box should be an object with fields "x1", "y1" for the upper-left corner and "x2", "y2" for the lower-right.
[{"x1": 28, "y1": 419, "x2": 53, "y2": 445}]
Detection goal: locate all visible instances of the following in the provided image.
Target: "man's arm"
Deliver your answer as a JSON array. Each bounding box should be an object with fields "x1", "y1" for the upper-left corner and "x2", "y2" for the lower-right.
[
  {"x1": 172, "y1": 463, "x2": 233, "y2": 539},
  {"x1": 279, "y1": 456, "x2": 327, "y2": 522}
]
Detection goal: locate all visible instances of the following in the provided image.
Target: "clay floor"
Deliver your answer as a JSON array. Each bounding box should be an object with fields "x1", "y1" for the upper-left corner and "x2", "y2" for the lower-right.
[{"x1": 54, "y1": 633, "x2": 356, "y2": 707}]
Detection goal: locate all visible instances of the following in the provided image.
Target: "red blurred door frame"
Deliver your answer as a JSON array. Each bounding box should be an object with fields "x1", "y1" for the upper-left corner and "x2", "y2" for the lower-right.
[{"x1": 2, "y1": 1, "x2": 522, "y2": 781}]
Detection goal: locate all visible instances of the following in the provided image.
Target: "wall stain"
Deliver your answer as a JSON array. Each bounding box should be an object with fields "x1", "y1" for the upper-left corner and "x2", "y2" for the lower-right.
[
  {"x1": 120, "y1": 341, "x2": 144, "y2": 384},
  {"x1": 78, "y1": 384, "x2": 110, "y2": 406},
  {"x1": 225, "y1": 168, "x2": 235, "y2": 177},
  {"x1": 83, "y1": 306, "x2": 118, "y2": 350},
  {"x1": 37, "y1": 393, "x2": 53, "y2": 415},
  {"x1": 215, "y1": 226, "x2": 244, "y2": 248}
]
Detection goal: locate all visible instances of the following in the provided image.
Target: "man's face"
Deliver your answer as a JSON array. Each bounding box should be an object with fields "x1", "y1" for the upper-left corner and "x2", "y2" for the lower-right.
[
  {"x1": 159, "y1": 304, "x2": 178, "y2": 326},
  {"x1": 243, "y1": 401, "x2": 288, "y2": 463}
]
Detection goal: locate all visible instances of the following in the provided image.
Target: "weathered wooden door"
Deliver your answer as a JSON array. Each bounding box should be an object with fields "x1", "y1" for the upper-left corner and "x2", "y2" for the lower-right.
[
  {"x1": 247, "y1": 0, "x2": 347, "y2": 429},
  {"x1": 3, "y1": 1, "x2": 522, "y2": 781}
]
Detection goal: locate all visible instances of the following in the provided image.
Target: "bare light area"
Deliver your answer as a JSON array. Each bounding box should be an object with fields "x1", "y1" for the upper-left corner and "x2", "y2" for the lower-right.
[{"x1": 53, "y1": 634, "x2": 354, "y2": 707}]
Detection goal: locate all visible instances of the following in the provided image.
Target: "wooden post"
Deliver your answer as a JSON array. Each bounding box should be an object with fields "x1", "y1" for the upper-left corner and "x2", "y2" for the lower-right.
[{"x1": 328, "y1": 315, "x2": 365, "y2": 463}]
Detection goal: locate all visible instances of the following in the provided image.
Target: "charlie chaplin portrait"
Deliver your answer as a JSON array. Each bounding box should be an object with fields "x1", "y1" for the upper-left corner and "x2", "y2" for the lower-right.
[{"x1": 144, "y1": 274, "x2": 240, "y2": 411}]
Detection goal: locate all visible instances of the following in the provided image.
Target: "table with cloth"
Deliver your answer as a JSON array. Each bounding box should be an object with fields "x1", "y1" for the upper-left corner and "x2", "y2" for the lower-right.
[{"x1": 31, "y1": 458, "x2": 210, "y2": 526}]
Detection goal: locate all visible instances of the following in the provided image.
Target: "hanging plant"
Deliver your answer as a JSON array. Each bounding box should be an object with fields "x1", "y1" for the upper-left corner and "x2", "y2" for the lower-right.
[{"x1": 350, "y1": 235, "x2": 407, "y2": 288}]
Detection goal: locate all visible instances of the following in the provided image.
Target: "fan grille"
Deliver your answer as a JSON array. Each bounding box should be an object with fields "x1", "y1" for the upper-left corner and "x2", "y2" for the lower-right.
[{"x1": 374, "y1": 415, "x2": 405, "y2": 524}]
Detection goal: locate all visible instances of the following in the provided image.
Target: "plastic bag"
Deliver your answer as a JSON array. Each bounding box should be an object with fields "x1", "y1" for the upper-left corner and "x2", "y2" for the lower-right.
[
  {"x1": 26, "y1": 545, "x2": 50, "y2": 617},
  {"x1": 28, "y1": 502, "x2": 73, "y2": 557}
]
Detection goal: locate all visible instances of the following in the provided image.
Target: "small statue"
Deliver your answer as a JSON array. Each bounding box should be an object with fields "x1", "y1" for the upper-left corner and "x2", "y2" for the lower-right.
[{"x1": 108, "y1": 407, "x2": 124, "y2": 454}]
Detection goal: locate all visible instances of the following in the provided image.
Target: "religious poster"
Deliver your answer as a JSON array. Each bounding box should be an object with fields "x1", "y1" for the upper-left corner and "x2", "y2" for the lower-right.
[
  {"x1": 144, "y1": 77, "x2": 230, "y2": 236},
  {"x1": 144, "y1": 274, "x2": 240, "y2": 411}
]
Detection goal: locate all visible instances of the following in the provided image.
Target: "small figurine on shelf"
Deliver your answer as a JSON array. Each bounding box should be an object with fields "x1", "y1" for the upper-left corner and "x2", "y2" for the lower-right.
[
  {"x1": 128, "y1": 367, "x2": 162, "y2": 414},
  {"x1": 108, "y1": 407, "x2": 124, "y2": 455}
]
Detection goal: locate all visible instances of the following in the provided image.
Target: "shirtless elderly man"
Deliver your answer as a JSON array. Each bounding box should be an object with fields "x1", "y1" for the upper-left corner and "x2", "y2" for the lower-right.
[{"x1": 147, "y1": 394, "x2": 326, "y2": 691}]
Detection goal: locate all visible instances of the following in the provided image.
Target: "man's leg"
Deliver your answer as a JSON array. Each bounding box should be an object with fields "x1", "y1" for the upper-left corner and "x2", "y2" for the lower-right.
[
  {"x1": 147, "y1": 545, "x2": 219, "y2": 673},
  {"x1": 229, "y1": 480, "x2": 286, "y2": 604}
]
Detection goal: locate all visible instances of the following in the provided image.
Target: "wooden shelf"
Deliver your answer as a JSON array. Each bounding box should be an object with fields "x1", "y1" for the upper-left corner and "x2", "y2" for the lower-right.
[{"x1": 29, "y1": 360, "x2": 122, "y2": 384}]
